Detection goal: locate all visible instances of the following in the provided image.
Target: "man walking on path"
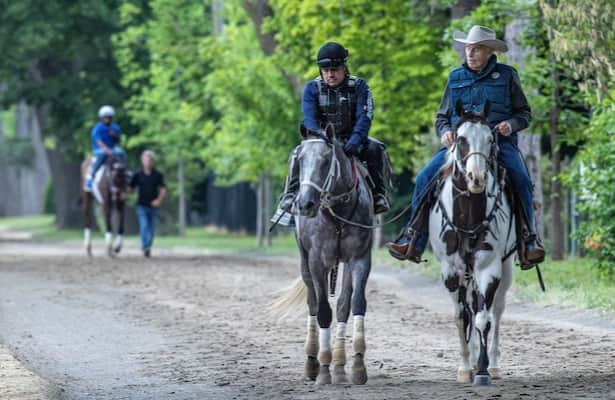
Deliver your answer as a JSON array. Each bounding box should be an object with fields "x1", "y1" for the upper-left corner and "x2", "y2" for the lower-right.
[{"x1": 130, "y1": 150, "x2": 167, "y2": 257}]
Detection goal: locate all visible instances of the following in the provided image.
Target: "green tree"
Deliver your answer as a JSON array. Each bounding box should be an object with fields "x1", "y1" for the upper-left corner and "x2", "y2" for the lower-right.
[
  {"x1": 0, "y1": 1, "x2": 127, "y2": 227},
  {"x1": 268, "y1": 0, "x2": 450, "y2": 171},
  {"x1": 546, "y1": 0, "x2": 615, "y2": 272}
]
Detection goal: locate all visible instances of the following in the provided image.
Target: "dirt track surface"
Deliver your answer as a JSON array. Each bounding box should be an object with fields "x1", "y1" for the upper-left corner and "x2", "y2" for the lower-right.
[{"x1": 0, "y1": 244, "x2": 614, "y2": 399}]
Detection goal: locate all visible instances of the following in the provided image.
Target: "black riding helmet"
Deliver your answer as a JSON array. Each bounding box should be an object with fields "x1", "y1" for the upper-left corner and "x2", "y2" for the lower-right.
[{"x1": 316, "y1": 42, "x2": 349, "y2": 68}]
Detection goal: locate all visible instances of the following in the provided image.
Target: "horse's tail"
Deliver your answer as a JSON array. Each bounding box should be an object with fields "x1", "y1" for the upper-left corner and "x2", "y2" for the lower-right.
[{"x1": 267, "y1": 277, "x2": 307, "y2": 320}]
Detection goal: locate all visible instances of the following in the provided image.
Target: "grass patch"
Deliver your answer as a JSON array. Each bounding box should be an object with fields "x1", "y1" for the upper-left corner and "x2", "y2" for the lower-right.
[
  {"x1": 0, "y1": 214, "x2": 82, "y2": 241},
  {"x1": 0, "y1": 214, "x2": 296, "y2": 255},
  {"x1": 374, "y1": 247, "x2": 615, "y2": 316}
]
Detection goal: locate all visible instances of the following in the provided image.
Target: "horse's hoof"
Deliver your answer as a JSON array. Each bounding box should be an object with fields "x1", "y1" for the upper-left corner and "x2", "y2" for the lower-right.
[
  {"x1": 473, "y1": 374, "x2": 491, "y2": 386},
  {"x1": 86, "y1": 246, "x2": 92, "y2": 257},
  {"x1": 114, "y1": 246, "x2": 122, "y2": 254},
  {"x1": 488, "y1": 367, "x2": 501, "y2": 379},
  {"x1": 331, "y1": 364, "x2": 347, "y2": 384},
  {"x1": 315, "y1": 365, "x2": 331, "y2": 385},
  {"x1": 350, "y1": 354, "x2": 367, "y2": 385},
  {"x1": 304, "y1": 356, "x2": 319, "y2": 381},
  {"x1": 457, "y1": 369, "x2": 473, "y2": 383}
]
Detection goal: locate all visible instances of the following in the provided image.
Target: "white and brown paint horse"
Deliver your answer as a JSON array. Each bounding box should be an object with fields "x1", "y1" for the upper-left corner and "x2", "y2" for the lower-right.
[
  {"x1": 80, "y1": 153, "x2": 130, "y2": 257},
  {"x1": 429, "y1": 101, "x2": 516, "y2": 385},
  {"x1": 271, "y1": 125, "x2": 374, "y2": 385}
]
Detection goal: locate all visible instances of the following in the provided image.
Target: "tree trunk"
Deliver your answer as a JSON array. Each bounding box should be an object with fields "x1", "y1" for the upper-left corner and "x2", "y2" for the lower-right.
[
  {"x1": 243, "y1": 0, "x2": 304, "y2": 97},
  {"x1": 256, "y1": 174, "x2": 264, "y2": 247},
  {"x1": 505, "y1": 18, "x2": 545, "y2": 240},
  {"x1": 34, "y1": 106, "x2": 82, "y2": 229},
  {"x1": 263, "y1": 174, "x2": 272, "y2": 247},
  {"x1": 550, "y1": 68, "x2": 564, "y2": 260},
  {"x1": 0, "y1": 102, "x2": 51, "y2": 216},
  {"x1": 45, "y1": 146, "x2": 83, "y2": 228},
  {"x1": 178, "y1": 153, "x2": 186, "y2": 237}
]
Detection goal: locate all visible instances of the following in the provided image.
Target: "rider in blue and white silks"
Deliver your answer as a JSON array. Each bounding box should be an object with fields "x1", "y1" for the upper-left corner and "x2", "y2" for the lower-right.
[{"x1": 84, "y1": 105, "x2": 126, "y2": 191}]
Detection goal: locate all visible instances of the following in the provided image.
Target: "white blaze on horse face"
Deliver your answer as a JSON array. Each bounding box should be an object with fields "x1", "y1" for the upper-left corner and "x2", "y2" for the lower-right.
[
  {"x1": 457, "y1": 122, "x2": 491, "y2": 193},
  {"x1": 298, "y1": 141, "x2": 331, "y2": 213}
]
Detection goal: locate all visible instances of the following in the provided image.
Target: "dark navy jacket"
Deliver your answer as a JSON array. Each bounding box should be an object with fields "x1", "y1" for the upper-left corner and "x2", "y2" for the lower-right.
[
  {"x1": 302, "y1": 75, "x2": 374, "y2": 146},
  {"x1": 435, "y1": 55, "x2": 531, "y2": 143}
]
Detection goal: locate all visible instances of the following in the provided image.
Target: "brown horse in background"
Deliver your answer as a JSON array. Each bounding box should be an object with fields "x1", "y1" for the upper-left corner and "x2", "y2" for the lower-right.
[{"x1": 80, "y1": 154, "x2": 130, "y2": 257}]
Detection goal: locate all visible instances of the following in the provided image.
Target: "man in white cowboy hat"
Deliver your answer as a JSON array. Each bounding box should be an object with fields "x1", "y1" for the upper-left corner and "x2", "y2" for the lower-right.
[{"x1": 387, "y1": 25, "x2": 545, "y2": 269}]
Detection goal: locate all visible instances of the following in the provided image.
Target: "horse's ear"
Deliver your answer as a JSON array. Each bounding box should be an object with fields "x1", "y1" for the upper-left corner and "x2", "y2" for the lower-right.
[
  {"x1": 481, "y1": 100, "x2": 491, "y2": 118},
  {"x1": 299, "y1": 121, "x2": 308, "y2": 139},
  {"x1": 324, "y1": 122, "x2": 336, "y2": 142},
  {"x1": 455, "y1": 99, "x2": 464, "y2": 117}
]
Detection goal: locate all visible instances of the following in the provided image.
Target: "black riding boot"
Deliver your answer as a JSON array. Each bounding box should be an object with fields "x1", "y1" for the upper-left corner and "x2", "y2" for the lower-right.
[
  {"x1": 278, "y1": 146, "x2": 300, "y2": 213},
  {"x1": 363, "y1": 138, "x2": 391, "y2": 214}
]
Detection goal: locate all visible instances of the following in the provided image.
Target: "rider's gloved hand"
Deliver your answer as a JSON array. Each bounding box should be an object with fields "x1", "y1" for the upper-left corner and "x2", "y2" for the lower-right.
[{"x1": 343, "y1": 135, "x2": 362, "y2": 157}]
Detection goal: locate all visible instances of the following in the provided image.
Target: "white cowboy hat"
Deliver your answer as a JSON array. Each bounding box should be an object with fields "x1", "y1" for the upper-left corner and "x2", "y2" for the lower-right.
[{"x1": 453, "y1": 25, "x2": 508, "y2": 53}]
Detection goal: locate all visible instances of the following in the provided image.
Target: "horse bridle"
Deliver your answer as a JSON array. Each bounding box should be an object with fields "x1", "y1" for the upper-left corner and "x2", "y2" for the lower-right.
[{"x1": 298, "y1": 137, "x2": 358, "y2": 208}]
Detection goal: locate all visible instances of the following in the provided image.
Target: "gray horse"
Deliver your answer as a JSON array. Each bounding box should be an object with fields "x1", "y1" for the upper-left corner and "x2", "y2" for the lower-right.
[{"x1": 271, "y1": 126, "x2": 374, "y2": 385}]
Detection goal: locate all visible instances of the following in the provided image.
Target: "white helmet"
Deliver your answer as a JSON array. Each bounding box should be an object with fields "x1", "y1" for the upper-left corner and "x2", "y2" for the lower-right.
[{"x1": 98, "y1": 105, "x2": 115, "y2": 118}]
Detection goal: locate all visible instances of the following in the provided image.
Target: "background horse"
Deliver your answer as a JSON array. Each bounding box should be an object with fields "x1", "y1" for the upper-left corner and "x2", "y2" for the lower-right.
[
  {"x1": 429, "y1": 101, "x2": 516, "y2": 386},
  {"x1": 80, "y1": 153, "x2": 130, "y2": 257},
  {"x1": 270, "y1": 126, "x2": 374, "y2": 385}
]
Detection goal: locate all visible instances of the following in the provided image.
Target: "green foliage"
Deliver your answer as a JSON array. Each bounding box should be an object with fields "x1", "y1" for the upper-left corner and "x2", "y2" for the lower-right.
[
  {"x1": 268, "y1": 0, "x2": 450, "y2": 171},
  {"x1": 541, "y1": 0, "x2": 614, "y2": 101},
  {"x1": 562, "y1": 95, "x2": 615, "y2": 274},
  {"x1": 200, "y1": 1, "x2": 300, "y2": 184},
  {"x1": 114, "y1": 0, "x2": 211, "y2": 192},
  {"x1": 0, "y1": 0, "x2": 127, "y2": 158},
  {"x1": 542, "y1": 0, "x2": 615, "y2": 272},
  {"x1": 439, "y1": 0, "x2": 519, "y2": 69},
  {"x1": 0, "y1": 137, "x2": 34, "y2": 167}
]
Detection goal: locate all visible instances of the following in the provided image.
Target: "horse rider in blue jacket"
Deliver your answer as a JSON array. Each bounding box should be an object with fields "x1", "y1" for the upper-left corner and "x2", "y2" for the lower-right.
[
  {"x1": 386, "y1": 26, "x2": 545, "y2": 268},
  {"x1": 85, "y1": 105, "x2": 126, "y2": 191},
  {"x1": 276, "y1": 42, "x2": 391, "y2": 216}
]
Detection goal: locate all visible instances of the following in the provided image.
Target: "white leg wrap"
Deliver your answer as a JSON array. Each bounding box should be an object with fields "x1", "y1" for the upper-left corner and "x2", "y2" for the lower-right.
[
  {"x1": 332, "y1": 322, "x2": 347, "y2": 365},
  {"x1": 319, "y1": 327, "x2": 332, "y2": 365},
  {"x1": 105, "y1": 232, "x2": 112, "y2": 246},
  {"x1": 319, "y1": 328, "x2": 331, "y2": 352},
  {"x1": 335, "y1": 322, "x2": 346, "y2": 340},
  {"x1": 305, "y1": 316, "x2": 318, "y2": 356},
  {"x1": 114, "y1": 235, "x2": 123, "y2": 248},
  {"x1": 84, "y1": 228, "x2": 91, "y2": 246},
  {"x1": 353, "y1": 315, "x2": 366, "y2": 355}
]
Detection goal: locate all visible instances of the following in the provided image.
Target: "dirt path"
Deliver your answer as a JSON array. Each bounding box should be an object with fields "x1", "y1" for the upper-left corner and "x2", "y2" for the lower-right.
[{"x1": 0, "y1": 243, "x2": 613, "y2": 399}]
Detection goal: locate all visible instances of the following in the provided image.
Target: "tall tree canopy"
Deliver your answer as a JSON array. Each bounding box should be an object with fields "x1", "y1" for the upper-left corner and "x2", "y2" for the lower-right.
[{"x1": 0, "y1": 0, "x2": 126, "y2": 227}]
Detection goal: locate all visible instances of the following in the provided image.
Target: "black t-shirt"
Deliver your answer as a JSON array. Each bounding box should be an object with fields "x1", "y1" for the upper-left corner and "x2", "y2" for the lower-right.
[{"x1": 130, "y1": 169, "x2": 166, "y2": 207}]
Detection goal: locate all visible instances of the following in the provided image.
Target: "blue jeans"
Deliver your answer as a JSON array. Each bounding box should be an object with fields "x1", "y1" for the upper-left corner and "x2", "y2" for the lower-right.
[
  {"x1": 408, "y1": 141, "x2": 535, "y2": 252},
  {"x1": 137, "y1": 205, "x2": 158, "y2": 250},
  {"x1": 87, "y1": 147, "x2": 126, "y2": 179}
]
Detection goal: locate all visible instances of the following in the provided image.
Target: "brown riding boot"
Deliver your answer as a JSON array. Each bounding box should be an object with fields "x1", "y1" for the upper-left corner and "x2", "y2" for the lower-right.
[
  {"x1": 520, "y1": 237, "x2": 546, "y2": 270},
  {"x1": 385, "y1": 228, "x2": 424, "y2": 263}
]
